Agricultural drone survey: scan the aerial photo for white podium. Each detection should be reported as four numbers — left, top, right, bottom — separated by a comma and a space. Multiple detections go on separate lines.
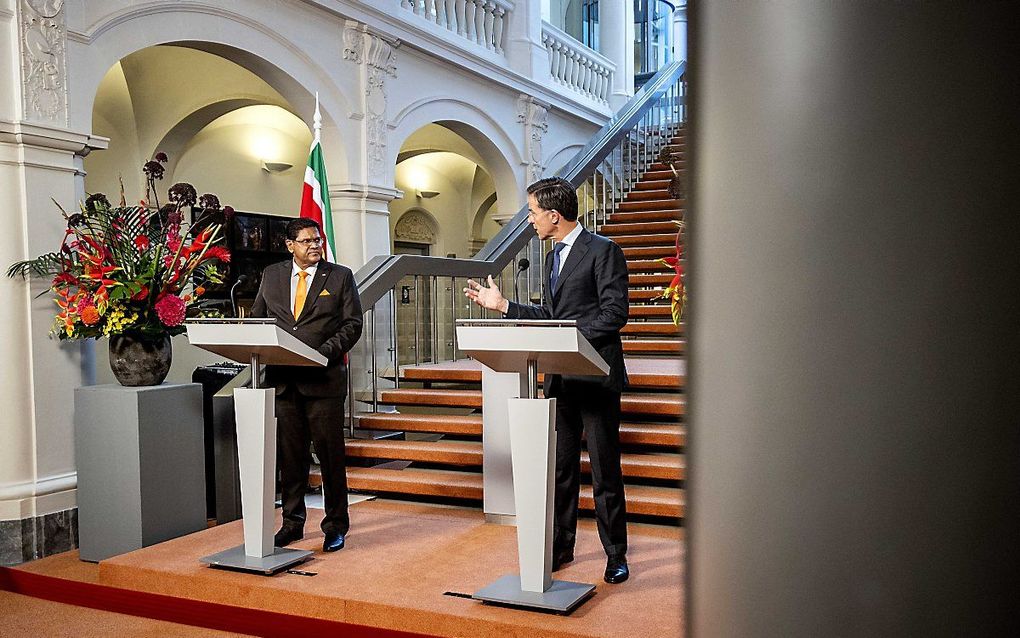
186, 318, 327, 574
456, 319, 609, 613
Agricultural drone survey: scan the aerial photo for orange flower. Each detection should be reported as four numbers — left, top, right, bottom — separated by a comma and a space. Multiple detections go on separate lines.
195, 286, 206, 296
80, 306, 100, 326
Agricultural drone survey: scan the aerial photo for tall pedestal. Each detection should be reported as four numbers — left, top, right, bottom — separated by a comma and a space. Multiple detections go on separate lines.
459, 320, 606, 613
74, 384, 207, 562
187, 320, 325, 574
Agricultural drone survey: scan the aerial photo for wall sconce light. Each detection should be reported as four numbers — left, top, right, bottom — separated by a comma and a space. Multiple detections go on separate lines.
416, 190, 440, 198
261, 160, 293, 173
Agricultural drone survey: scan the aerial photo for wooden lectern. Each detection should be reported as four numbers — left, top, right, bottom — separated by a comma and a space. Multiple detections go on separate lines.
186, 318, 327, 574
456, 319, 609, 613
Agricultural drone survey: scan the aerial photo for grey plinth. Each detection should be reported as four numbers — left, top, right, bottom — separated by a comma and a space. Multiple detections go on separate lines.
74, 383, 207, 562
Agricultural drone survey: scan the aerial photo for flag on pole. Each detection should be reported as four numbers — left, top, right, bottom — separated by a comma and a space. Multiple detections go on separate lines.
299, 93, 336, 262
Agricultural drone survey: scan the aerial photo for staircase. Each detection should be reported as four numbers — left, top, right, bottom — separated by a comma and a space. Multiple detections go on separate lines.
340, 128, 687, 523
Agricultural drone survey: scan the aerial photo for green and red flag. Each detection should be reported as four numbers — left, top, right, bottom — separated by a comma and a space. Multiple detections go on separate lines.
299, 94, 336, 262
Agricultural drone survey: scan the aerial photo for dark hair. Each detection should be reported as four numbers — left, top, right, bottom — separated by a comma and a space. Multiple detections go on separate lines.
526, 177, 578, 221
286, 217, 321, 240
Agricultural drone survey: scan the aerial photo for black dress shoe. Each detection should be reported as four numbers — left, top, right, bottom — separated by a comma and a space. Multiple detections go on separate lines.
273, 526, 303, 548
604, 555, 629, 584
323, 531, 346, 552
552, 548, 574, 572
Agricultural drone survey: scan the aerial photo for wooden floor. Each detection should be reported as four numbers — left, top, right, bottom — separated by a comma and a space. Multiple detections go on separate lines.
13, 499, 684, 638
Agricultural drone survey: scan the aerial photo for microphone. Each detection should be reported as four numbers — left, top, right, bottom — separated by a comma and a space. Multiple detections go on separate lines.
230, 274, 249, 318
513, 258, 530, 304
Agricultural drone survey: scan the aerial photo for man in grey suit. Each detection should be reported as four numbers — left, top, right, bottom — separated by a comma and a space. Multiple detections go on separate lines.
464, 177, 631, 584
251, 217, 363, 553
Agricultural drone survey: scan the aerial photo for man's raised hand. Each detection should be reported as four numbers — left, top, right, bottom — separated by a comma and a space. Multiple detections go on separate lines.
463, 275, 509, 314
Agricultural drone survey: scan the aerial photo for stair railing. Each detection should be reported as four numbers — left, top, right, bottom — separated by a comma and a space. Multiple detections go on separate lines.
346, 59, 686, 434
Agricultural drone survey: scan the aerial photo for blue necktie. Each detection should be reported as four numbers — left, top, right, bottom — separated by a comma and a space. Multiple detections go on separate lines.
550, 242, 566, 293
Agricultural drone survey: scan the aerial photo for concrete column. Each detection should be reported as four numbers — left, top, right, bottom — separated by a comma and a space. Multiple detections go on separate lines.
689, 1, 1019, 635
672, 1, 687, 62
0, 0, 110, 564
599, 0, 635, 109
506, 0, 551, 83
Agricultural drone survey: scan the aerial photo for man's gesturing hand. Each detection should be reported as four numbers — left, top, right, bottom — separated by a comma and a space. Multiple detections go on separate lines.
464, 275, 509, 314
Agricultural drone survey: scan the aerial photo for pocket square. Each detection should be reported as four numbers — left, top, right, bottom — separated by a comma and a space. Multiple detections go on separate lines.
318, 290, 331, 297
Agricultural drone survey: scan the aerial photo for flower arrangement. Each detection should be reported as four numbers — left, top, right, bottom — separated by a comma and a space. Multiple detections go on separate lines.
656, 146, 685, 325
7, 153, 233, 340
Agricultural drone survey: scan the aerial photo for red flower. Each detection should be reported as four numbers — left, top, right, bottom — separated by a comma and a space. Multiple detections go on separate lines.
80, 305, 100, 326
155, 294, 186, 327
134, 235, 150, 251
204, 245, 231, 264
131, 285, 149, 302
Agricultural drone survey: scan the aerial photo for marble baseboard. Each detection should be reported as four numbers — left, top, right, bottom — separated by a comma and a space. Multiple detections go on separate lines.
0, 508, 78, 566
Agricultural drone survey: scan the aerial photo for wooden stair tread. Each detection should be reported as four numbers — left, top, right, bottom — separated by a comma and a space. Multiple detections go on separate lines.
347, 467, 684, 518
355, 413, 682, 447
357, 413, 482, 435
628, 258, 674, 272
601, 220, 680, 235
623, 246, 676, 259
635, 179, 672, 190
400, 357, 684, 387
376, 389, 683, 416
378, 388, 481, 408
347, 438, 481, 465
346, 438, 683, 480
630, 289, 672, 301
620, 321, 682, 336
629, 273, 678, 286
347, 467, 482, 500
617, 200, 685, 212
623, 339, 685, 354
582, 484, 684, 518
610, 210, 682, 224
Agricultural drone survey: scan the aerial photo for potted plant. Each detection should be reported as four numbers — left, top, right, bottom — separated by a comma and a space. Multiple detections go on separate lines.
7, 153, 232, 386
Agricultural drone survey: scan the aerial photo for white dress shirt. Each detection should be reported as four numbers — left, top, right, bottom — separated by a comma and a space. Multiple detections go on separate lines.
554, 223, 585, 276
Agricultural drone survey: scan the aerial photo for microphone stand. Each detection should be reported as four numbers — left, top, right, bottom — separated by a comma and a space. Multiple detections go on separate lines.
229, 275, 248, 318
513, 258, 529, 304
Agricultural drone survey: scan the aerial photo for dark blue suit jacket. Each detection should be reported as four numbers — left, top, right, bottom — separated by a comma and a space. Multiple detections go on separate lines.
505, 228, 630, 393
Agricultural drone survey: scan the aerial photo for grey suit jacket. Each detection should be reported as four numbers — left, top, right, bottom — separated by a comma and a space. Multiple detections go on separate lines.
505, 228, 630, 393
250, 259, 363, 397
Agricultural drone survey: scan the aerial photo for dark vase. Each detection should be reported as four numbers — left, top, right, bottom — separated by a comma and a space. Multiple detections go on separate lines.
108, 333, 172, 386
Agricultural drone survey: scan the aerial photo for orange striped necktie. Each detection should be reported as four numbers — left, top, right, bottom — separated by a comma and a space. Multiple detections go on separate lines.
293, 270, 309, 319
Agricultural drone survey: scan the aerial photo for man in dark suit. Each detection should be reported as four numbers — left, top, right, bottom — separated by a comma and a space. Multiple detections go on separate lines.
251, 217, 363, 553
464, 177, 631, 584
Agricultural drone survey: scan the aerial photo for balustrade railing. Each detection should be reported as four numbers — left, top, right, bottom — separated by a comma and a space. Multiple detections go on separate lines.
346, 59, 686, 434
401, 0, 511, 54
541, 22, 614, 104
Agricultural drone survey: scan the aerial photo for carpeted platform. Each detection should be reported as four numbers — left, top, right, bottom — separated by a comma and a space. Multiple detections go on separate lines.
19, 499, 683, 638
0, 590, 253, 637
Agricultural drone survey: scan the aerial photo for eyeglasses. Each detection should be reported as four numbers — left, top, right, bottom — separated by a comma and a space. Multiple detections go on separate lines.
290, 237, 323, 246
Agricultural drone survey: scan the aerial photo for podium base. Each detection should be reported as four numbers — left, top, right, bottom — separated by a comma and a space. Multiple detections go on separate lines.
472, 574, 595, 613
200, 545, 312, 575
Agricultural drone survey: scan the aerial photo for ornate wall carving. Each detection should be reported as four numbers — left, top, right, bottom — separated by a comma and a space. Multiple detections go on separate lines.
18, 0, 68, 125
516, 94, 549, 184
343, 20, 399, 179
394, 210, 436, 244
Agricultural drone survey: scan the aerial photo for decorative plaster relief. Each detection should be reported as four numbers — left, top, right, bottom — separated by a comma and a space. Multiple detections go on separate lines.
394, 210, 436, 244
18, 0, 68, 125
516, 94, 550, 184
343, 21, 400, 179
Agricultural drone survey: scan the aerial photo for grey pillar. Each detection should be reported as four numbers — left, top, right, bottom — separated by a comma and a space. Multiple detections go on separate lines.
688, 2, 1019, 636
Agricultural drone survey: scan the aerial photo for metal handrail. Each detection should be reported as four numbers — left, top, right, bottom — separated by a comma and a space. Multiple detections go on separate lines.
345, 58, 686, 435
352, 58, 686, 309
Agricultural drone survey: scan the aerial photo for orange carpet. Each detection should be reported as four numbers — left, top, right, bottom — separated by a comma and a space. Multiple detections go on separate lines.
14, 499, 684, 638
0, 590, 252, 637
